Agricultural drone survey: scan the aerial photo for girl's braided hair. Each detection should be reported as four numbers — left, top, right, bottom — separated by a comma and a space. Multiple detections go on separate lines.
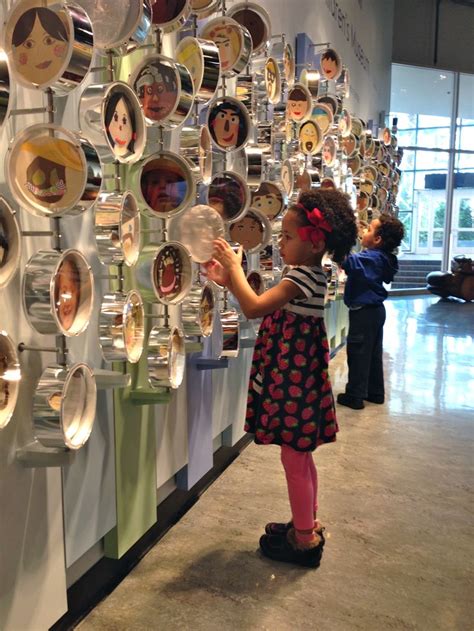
290, 190, 357, 263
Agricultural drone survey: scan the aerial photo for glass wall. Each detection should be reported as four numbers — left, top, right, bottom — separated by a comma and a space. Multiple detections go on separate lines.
389, 65, 474, 289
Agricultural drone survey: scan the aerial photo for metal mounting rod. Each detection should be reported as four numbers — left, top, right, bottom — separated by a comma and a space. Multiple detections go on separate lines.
18, 343, 62, 353
10, 107, 50, 116
310, 42, 330, 47
22, 231, 54, 237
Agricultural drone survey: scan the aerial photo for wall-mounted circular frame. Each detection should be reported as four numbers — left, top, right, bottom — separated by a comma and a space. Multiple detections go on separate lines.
0, 196, 22, 289
147, 326, 186, 389
94, 191, 141, 267
360, 179, 375, 196
251, 181, 287, 222
0, 331, 21, 430
350, 117, 365, 138
201, 16, 252, 77
347, 155, 362, 176
300, 68, 320, 99
23, 249, 94, 337
220, 309, 239, 357
190, 0, 221, 19
363, 165, 378, 182
227, 2, 271, 56
316, 94, 339, 117
3, 0, 94, 94
6, 123, 101, 218
131, 150, 195, 218
247, 270, 266, 295
180, 125, 213, 184
286, 83, 312, 123
177, 204, 225, 263
137, 242, 193, 306
79, 81, 146, 165
264, 56, 281, 104
151, 0, 190, 32
206, 170, 250, 223
228, 207, 272, 254
298, 119, 323, 156
357, 191, 370, 212
322, 135, 337, 167
76, 0, 151, 50
341, 133, 359, 158
33, 362, 96, 450
382, 127, 392, 146
130, 53, 194, 128
0, 49, 12, 132
99, 290, 145, 363
310, 102, 333, 135
206, 95, 252, 153
182, 281, 216, 338
320, 47, 342, 81
176, 36, 220, 104
320, 177, 336, 190
338, 108, 352, 138
298, 168, 320, 192
280, 158, 301, 197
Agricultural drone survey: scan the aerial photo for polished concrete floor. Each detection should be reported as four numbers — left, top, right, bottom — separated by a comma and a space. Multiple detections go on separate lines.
79, 296, 474, 631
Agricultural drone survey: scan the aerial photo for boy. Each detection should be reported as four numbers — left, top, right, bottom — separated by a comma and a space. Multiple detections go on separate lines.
337, 213, 404, 410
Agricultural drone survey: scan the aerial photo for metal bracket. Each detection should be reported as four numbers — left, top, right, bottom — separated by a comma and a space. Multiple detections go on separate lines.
16, 441, 75, 468
94, 369, 131, 389
191, 357, 229, 370
129, 387, 172, 405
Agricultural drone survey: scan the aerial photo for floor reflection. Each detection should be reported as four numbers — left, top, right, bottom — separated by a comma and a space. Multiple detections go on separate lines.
384, 296, 474, 416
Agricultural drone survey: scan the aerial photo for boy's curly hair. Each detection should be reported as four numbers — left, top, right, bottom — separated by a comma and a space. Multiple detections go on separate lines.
290, 190, 357, 263
377, 213, 404, 253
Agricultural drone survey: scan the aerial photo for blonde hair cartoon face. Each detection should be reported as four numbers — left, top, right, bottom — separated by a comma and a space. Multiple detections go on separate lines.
176, 38, 203, 92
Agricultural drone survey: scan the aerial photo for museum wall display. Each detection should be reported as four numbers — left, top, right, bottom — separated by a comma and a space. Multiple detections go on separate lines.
0, 0, 401, 628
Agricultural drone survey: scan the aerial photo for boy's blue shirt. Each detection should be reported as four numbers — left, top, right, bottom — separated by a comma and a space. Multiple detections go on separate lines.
342, 248, 399, 307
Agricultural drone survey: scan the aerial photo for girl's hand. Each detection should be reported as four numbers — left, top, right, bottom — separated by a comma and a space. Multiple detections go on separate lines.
212, 238, 242, 270
202, 259, 229, 287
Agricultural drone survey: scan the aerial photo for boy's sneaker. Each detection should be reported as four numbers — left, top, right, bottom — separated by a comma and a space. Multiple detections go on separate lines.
259, 529, 323, 568
337, 393, 364, 409
365, 394, 384, 404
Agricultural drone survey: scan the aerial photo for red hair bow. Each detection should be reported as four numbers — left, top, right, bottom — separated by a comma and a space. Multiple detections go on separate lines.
296, 203, 332, 246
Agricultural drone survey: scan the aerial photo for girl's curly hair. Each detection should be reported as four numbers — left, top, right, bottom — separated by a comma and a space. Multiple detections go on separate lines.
290, 190, 357, 263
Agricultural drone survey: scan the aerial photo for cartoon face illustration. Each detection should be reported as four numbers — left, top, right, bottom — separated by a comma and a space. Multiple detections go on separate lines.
55, 257, 81, 332
286, 87, 310, 122
338, 109, 351, 137
135, 61, 178, 122
348, 156, 361, 175
284, 43, 295, 84
0, 218, 9, 268
105, 94, 136, 158
341, 134, 357, 157
11, 7, 69, 86
20, 137, 84, 211
176, 38, 203, 92
191, 0, 213, 8
357, 192, 370, 212
247, 271, 264, 295
231, 8, 266, 52
208, 174, 245, 221
320, 178, 336, 190
151, 0, 187, 25
121, 198, 140, 264
0, 353, 10, 410
199, 285, 214, 334
299, 120, 321, 155
251, 182, 284, 221
322, 136, 336, 166
199, 127, 212, 181
383, 127, 391, 145
208, 100, 248, 150
155, 245, 183, 301
264, 58, 279, 102
123, 297, 144, 359
202, 21, 241, 72
229, 213, 264, 251
320, 49, 341, 80
281, 163, 293, 195
311, 104, 332, 135
141, 158, 186, 214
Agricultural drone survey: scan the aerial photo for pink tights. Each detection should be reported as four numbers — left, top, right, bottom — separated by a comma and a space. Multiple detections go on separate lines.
280, 445, 318, 543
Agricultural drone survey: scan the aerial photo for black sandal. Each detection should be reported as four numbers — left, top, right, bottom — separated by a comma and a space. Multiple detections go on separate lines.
259, 529, 324, 568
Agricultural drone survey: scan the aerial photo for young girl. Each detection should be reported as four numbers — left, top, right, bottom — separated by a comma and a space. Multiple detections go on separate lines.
206, 190, 357, 568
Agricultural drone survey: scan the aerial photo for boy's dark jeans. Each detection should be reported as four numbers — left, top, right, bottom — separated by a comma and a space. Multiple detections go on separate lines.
345, 304, 386, 400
